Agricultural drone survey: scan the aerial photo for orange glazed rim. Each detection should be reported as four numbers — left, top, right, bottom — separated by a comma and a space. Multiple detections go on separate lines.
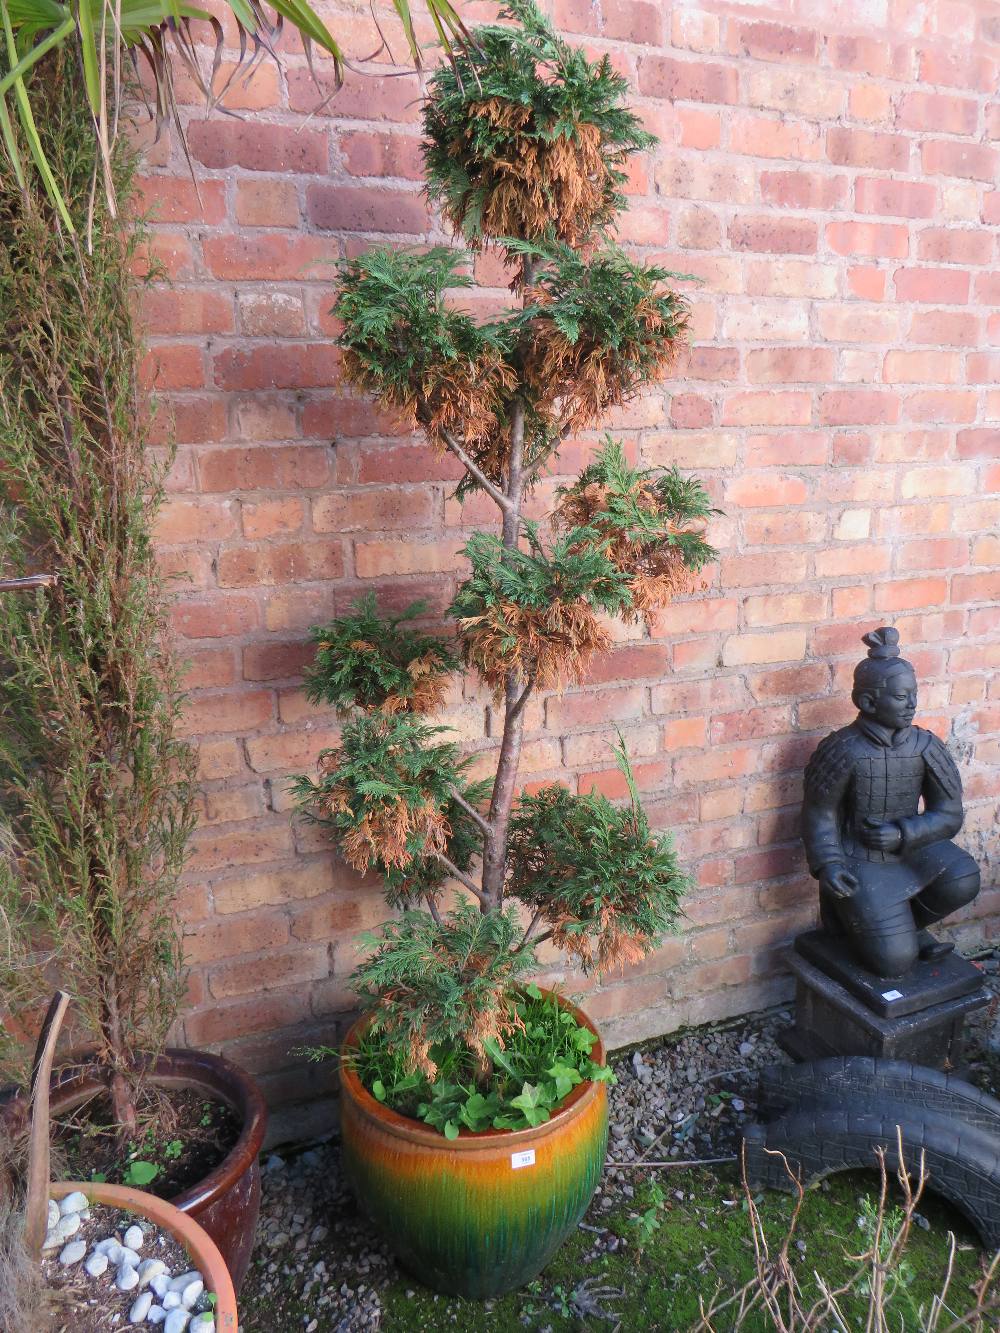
340, 988, 608, 1151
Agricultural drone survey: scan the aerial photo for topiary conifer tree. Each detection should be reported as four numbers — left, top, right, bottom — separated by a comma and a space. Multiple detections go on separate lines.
294, 1, 718, 1124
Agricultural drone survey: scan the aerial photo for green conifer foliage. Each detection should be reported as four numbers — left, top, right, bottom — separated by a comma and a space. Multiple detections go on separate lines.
297, 1, 719, 1108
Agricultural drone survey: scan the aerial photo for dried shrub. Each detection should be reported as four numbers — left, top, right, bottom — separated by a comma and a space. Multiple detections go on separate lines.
519, 243, 690, 432
423, 2, 652, 247
555, 438, 717, 618
450, 529, 631, 693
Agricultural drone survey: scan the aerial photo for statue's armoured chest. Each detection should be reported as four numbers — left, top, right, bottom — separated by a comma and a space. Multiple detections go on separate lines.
843, 749, 925, 860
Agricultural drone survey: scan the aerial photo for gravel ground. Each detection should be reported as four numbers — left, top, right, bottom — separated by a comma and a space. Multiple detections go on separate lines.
239, 954, 1000, 1332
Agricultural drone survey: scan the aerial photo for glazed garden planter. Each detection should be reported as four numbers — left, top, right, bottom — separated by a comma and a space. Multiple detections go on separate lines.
50, 1179, 238, 1329
45, 1049, 266, 1291
339, 994, 609, 1298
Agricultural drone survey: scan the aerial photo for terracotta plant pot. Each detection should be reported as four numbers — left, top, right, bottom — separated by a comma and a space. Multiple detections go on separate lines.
45, 1049, 267, 1290
50, 1179, 238, 1330
339, 993, 609, 1298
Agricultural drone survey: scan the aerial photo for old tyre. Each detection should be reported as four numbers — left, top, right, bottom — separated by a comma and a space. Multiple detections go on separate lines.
744, 1101, 1000, 1249
46, 1049, 267, 1290
339, 995, 609, 1298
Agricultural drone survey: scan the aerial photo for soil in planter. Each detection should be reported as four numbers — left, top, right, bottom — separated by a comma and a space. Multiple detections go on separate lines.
54, 1087, 241, 1198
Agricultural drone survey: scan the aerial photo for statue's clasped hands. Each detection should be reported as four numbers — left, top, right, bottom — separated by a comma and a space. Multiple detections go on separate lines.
860, 817, 903, 852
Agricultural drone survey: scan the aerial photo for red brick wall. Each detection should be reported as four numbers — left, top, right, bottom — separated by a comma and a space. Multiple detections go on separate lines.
140, 0, 1000, 1133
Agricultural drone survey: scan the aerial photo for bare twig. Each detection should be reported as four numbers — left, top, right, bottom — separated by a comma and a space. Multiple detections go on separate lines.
433, 853, 488, 906
24, 990, 71, 1260
437, 426, 512, 512
448, 784, 492, 837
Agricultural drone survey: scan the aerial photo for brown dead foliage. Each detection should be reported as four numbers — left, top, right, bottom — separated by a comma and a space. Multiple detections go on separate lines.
555, 479, 701, 618
459, 596, 612, 693
445, 101, 618, 246
523, 293, 681, 432
370, 650, 451, 716
342, 344, 515, 459
551, 907, 649, 973
320, 765, 450, 873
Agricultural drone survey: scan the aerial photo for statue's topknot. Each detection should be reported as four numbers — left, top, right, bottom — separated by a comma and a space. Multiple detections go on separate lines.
862, 626, 901, 661
854, 625, 913, 696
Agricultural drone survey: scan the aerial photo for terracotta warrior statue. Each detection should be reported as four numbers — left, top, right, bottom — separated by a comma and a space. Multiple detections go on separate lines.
802, 627, 980, 978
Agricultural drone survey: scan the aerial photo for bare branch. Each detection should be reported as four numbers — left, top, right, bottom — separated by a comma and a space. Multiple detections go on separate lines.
437, 426, 512, 512
449, 784, 492, 836
514, 908, 544, 953
433, 852, 488, 906
425, 893, 442, 926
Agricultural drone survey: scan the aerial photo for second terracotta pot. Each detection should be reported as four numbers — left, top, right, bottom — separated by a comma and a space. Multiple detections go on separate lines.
339, 993, 609, 1298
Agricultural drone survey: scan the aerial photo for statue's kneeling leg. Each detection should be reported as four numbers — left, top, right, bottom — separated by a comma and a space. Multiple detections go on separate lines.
910, 845, 980, 928
837, 893, 920, 978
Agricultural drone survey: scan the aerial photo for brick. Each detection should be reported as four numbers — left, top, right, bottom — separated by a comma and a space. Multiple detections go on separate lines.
234, 179, 300, 227
141, 289, 233, 336
909, 310, 979, 345
826, 221, 908, 259
203, 234, 337, 281
744, 592, 826, 627
746, 260, 838, 299
957, 429, 1000, 459
922, 139, 999, 182
854, 177, 936, 218
676, 206, 721, 249
883, 350, 962, 383
829, 34, 912, 79
546, 686, 645, 732
173, 596, 259, 640
237, 291, 306, 338
760, 170, 847, 210
218, 541, 344, 587
654, 157, 755, 204
917, 228, 993, 265
827, 127, 909, 170
729, 20, 817, 62
721, 393, 811, 427
730, 115, 822, 161
313, 488, 436, 532
339, 130, 424, 180
894, 268, 970, 303
721, 302, 809, 342
209, 945, 329, 1000
185, 993, 310, 1047
677, 109, 721, 151
187, 120, 328, 173
817, 305, 903, 343
730, 216, 817, 254
905, 391, 977, 424
745, 348, 834, 383
155, 498, 237, 543
179, 689, 273, 736
136, 177, 226, 224
917, 47, 995, 93
720, 552, 808, 588
638, 56, 738, 104
724, 472, 808, 505
200, 446, 330, 492
306, 184, 428, 234
874, 578, 948, 611
818, 391, 901, 426
745, 67, 844, 119
896, 538, 969, 571
355, 538, 465, 578
288, 68, 422, 122
898, 92, 979, 135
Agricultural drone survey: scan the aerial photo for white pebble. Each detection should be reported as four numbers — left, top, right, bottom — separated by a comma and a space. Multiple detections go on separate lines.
84, 1251, 109, 1277
42, 1230, 62, 1251
47, 1200, 60, 1229
164, 1310, 190, 1333
59, 1239, 87, 1266
179, 1279, 203, 1309
147, 1308, 166, 1326
169, 1271, 202, 1292
56, 1213, 81, 1239
150, 1273, 171, 1299
116, 1263, 140, 1292
189, 1318, 214, 1333
128, 1291, 153, 1323
59, 1190, 90, 1216
94, 1238, 123, 1260
138, 1258, 167, 1287
123, 1224, 144, 1251
119, 1246, 141, 1268
162, 1292, 181, 1310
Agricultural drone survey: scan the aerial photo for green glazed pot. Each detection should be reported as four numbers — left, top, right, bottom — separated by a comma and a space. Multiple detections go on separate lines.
338, 993, 609, 1298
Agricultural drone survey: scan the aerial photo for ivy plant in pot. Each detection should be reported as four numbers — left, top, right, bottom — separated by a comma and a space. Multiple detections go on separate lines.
0, 53, 270, 1288
293, 1, 717, 1299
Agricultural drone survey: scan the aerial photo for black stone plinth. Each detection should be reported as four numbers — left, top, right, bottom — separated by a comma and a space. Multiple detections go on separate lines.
794, 928, 984, 1018
780, 944, 990, 1071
